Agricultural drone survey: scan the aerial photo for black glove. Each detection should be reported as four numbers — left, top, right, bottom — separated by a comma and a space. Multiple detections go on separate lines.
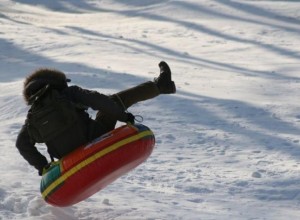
38, 162, 54, 176
38, 168, 43, 176
126, 112, 135, 124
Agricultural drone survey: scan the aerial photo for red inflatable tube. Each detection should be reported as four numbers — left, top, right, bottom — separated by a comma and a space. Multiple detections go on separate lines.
40, 123, 155, 207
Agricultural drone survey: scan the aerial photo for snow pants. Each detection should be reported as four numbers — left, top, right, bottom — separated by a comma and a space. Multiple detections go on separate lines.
95, 81, 160, 132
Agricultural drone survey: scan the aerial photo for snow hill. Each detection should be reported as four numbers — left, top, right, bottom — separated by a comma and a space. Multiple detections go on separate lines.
1, 0, 300, 219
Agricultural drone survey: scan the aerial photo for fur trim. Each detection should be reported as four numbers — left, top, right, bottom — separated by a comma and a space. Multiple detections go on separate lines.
23, 68, 69, 105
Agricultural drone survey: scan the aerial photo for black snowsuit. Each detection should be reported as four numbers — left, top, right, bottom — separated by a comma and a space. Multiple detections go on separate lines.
16, 78, 160, 174
16, 62, 174, 175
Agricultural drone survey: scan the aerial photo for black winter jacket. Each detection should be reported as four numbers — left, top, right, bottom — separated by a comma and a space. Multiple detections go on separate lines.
16, 85, 128, 173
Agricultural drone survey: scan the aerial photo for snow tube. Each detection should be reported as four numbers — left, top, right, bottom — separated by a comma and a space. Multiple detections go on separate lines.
40, 123, 155, 207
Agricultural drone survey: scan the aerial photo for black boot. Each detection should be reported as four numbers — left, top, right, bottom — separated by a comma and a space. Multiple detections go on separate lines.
155, 61, 176, 94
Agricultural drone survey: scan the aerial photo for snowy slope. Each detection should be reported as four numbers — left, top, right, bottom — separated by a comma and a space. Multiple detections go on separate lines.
1, 0, 300, 219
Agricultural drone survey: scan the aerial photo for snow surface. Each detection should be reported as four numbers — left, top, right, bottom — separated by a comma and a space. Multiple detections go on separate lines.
1, 0, 300, 219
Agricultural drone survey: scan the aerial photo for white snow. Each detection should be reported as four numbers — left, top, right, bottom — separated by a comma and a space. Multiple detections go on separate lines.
1, 0, 300, 219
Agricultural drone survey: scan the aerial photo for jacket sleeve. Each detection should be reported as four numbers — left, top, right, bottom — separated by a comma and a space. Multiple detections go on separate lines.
66, 86, 128, 122
16, 123, 48, 172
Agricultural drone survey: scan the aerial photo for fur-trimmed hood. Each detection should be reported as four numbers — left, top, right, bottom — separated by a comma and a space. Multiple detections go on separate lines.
23, 68, 70, 105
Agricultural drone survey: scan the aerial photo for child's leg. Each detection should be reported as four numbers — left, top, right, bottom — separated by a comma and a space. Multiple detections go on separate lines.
95, 61, 176, 131
94, 81, 159, 131
111, 61, 176, 110
111, 81, 160, 110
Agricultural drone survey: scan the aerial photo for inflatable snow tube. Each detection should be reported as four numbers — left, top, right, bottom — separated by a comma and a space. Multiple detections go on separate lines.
40, 123, 155, 207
